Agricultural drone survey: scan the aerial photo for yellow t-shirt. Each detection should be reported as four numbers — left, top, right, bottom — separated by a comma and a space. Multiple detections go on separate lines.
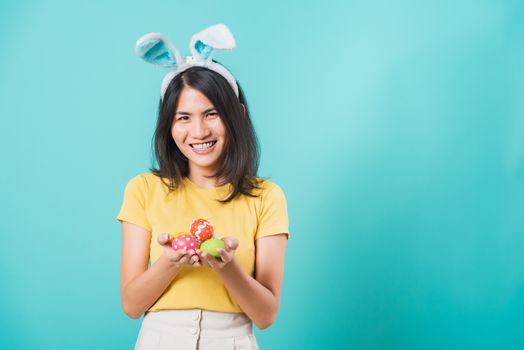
116, 172, 289, 313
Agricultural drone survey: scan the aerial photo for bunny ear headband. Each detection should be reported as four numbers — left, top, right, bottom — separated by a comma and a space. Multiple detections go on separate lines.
135, 24, 238, 100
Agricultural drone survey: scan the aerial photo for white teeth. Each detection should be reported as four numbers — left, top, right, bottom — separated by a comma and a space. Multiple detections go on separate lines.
191, 141, 215, 150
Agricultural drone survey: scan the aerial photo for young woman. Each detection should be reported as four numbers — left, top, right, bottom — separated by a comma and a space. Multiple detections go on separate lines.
116, 25, 289, 349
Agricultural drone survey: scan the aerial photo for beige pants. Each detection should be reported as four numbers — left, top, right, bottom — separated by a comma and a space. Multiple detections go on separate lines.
135, 309, 259, 350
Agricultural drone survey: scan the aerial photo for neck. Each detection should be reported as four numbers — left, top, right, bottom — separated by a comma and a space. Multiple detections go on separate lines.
187, 168, 225, 189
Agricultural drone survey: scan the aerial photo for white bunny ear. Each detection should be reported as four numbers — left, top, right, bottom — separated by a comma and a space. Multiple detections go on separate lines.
190, 24, 236, 61
136, 33, 182, 68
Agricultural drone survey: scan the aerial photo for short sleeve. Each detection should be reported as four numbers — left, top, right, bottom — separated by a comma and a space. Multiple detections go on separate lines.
255, 182, 289, 240
116, 175, 152, 231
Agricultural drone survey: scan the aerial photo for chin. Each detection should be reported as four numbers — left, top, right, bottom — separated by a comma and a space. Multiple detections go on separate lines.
187, 157, 218, 168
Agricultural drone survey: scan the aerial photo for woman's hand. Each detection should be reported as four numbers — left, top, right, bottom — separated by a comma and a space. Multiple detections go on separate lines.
197, 237, 239, 269
157, 233, 201, 267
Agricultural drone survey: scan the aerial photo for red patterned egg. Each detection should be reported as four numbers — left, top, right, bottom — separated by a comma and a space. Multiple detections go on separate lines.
171, 234, 200, 251
190, 219, 214, 243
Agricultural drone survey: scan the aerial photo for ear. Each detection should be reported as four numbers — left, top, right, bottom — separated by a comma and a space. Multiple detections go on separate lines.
136, 32, 182, 68
190, 24, 236, 61
240, 103, 246, 116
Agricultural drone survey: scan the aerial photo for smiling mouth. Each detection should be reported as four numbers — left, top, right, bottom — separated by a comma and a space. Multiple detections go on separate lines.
190, 141, 217, 150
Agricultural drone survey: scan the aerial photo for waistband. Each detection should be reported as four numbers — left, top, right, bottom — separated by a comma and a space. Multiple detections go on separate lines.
141, 309, 254, 339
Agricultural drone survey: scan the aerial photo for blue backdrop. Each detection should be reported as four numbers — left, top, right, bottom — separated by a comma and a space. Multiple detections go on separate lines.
1, 0, 523, 349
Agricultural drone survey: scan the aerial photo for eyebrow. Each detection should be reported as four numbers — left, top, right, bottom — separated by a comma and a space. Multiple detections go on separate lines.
175, 107, 217, 115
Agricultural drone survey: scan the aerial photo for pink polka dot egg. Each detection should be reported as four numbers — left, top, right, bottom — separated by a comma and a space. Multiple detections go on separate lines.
171, 234, 199, 251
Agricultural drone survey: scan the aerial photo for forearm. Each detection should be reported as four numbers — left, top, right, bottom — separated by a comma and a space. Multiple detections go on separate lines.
121, 255, 181, 319
217, 259, 279, 329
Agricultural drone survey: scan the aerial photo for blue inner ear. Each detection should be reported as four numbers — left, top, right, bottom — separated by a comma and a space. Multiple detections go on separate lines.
195, 40, 214, 60
139, 39, 177, 67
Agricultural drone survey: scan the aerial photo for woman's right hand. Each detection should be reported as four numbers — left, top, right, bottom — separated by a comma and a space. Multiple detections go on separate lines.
157, 233, 201, 267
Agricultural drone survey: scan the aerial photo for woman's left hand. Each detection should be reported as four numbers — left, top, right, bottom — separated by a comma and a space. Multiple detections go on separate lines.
197, 237, 238, 269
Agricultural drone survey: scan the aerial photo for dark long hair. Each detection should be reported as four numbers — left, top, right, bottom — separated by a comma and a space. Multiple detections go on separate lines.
150, 66, 261, 203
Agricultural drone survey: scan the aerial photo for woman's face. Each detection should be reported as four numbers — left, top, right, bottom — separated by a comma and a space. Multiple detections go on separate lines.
171, 86, 227, 176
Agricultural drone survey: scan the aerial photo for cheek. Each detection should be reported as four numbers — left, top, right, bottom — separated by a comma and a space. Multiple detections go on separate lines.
213, 119, 227, 138
171, 124, 186, 141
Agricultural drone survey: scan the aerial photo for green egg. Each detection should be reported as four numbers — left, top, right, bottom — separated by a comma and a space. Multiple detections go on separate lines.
200, 238, 225, 258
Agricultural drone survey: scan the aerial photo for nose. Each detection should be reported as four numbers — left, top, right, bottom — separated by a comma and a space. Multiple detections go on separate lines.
192, 118, 211, 139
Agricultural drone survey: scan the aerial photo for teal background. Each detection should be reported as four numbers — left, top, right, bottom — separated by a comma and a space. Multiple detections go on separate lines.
1, 0, 523, 349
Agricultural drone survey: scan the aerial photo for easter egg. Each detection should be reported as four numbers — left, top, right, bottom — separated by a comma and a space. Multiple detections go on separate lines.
170, 231, 188, 239
200, 238, 225, 258
171, 234, 200, 251
190, 219, 214, 242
